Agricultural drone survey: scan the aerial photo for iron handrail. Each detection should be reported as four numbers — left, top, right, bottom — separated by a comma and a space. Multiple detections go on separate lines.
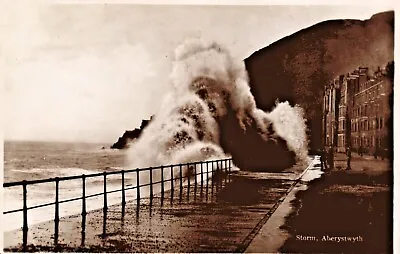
3, 158, 229, 187
3, 158, 233, 250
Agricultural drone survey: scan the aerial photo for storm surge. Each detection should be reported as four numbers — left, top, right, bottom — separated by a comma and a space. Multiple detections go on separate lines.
126, 39, 309, 177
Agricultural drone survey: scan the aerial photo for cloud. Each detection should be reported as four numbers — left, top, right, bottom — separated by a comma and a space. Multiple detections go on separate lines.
2, 4, 390, 142
4, 43, 159, 142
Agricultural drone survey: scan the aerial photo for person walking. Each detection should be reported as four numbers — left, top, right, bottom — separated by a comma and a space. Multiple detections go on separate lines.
328, 146, 334, 170
320, 148, 328, 171
346, 146, 351, 170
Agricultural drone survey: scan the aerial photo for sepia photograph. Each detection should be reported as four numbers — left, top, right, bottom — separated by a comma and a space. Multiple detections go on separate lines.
1, 1, 396, 253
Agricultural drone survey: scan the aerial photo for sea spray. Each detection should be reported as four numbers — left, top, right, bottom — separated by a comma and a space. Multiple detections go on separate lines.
126, 39, 309, 186
266, 102, 310, 164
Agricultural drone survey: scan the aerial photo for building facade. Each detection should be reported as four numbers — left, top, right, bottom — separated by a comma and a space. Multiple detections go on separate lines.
322, 65, 393, 155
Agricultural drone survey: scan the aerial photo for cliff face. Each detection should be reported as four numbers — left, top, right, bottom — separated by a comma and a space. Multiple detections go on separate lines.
244, 11, 394, 152
219, 105, 296, 171
111, 11, 393, 170
110, 118, 152, 149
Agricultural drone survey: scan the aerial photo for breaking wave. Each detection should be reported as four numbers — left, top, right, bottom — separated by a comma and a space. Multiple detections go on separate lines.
126, 39, 309, 176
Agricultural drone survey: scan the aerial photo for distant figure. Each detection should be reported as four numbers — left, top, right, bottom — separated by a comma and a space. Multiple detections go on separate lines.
328, 146, 334, 170
320, 148, 328, 170
346, 146, 351, 170
358, 145, 364, 157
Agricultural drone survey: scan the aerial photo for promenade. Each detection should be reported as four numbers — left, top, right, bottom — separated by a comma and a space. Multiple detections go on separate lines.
4, 157, 318, 252
279, 152, 392, 253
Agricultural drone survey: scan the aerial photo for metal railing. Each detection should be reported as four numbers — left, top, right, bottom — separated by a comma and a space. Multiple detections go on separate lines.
3, 158, 233, 250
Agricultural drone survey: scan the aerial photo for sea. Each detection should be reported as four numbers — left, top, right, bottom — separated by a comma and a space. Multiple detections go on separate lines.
2, 141, 321, 233
3, 141, 135, 232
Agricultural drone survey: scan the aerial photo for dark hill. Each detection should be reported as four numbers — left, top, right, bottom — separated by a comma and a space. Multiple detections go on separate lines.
111, 118, 152, 149
244, 11, 394, 152
111, 11, 393, 170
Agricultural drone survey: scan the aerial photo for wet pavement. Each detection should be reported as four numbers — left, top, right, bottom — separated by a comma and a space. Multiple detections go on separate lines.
4, 158, 316, 252
278, 156, 391, 254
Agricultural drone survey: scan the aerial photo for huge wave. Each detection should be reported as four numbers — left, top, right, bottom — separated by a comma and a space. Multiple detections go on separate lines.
126, 39, 309, 177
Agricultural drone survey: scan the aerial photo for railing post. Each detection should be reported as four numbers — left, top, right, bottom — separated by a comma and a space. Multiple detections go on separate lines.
136, 169, 140, 213
224, 159, 228, 185
161, 166, 164, 206
194, 163, 197, 201
22, 181, 28, 251
54, 177, 60, 245
206, 161, 209, 201
170, 165, 174, 204
179, 164, 183, 201
149, 167, 153, 206
220, 160, 223, 190
211, 160, 214, 179
103, 172, 107, 238
194, 163, 197, 186
103, 172, 108, 209
216, 161, 220, 192
200, 162, 204, 198
121, 170, 126, 217
231, 159, 233, 180
187, 163, 190, 201
220, 160, 223, 188
201, 163, 204, 184
81, 174, 86, 246
211, 161, 214, 195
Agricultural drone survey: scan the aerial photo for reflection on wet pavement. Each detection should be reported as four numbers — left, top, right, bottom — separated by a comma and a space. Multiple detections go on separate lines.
4, 162, 313, 253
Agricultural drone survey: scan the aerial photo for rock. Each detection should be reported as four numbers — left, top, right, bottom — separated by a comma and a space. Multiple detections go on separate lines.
110, 118, 153, 149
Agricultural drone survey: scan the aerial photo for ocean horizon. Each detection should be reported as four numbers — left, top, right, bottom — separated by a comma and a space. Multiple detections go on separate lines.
4, 140, 126, 183
2, 140, 215, 233
3, 140, 129, 232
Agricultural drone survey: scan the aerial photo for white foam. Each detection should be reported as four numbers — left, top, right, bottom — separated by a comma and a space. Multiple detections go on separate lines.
126, 39, 310, 181
300, 156, 324, 182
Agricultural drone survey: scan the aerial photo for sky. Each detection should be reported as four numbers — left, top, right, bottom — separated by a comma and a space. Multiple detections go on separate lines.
1, 3, 394, 143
